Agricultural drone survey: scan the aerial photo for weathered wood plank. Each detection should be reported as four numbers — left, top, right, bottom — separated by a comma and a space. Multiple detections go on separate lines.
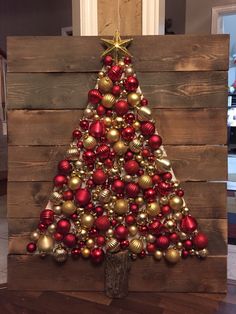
7, 181, 226, 219
7, 71, 228, 109
7, 255, 227, 292
7, 35, 229, 73
8, 145, 227, 182
8, 218, 227, 255
7, 109, 227, 145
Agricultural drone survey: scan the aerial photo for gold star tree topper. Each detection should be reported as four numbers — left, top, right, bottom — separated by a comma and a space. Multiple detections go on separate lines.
101, 30, 133, 62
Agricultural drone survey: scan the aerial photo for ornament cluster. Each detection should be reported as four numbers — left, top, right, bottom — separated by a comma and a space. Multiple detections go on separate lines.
27, 55, 208, 264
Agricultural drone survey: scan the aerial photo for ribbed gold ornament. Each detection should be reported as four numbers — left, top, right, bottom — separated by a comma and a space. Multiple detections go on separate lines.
49, 192, 62, 205
83, 136, 97, 150
53, 247, 68, 263
68, 176, 82, 190
129, 138, 142, 153
106, 238, 120, 252
147, 201, 160, 217
127, 92, 141, 106
113, 140, 128, 155
62, 200, 76, 215
156, 158, 171, 173
114, 199, 129, 215
138, 174, 153, 189
37, 235, 54, 253
99, 189, 111, 203
102, 93, 116, 108
137, 106, 152, 121
129, 239, 143, 254
66, 147, 79, 161
98, 76, 113, 93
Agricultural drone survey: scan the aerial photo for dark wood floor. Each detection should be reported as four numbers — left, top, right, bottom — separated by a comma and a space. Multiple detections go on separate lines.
0, 281, 235, 314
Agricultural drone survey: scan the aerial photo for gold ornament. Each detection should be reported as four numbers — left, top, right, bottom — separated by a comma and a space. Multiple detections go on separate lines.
165, 248, 180, 264
98, 71, 105, 78
137, 212, 147, 225
147, 202, 160, 217
113, 117, 124, 128
30, 231, 40, 241
62, 200, 76, 215
81, 247, 90, 258
183, 207, 189, 214
102, 93, 116, 108
156, 158, 171, 173
138, 174, 153, 189
53, 247, 68, 263
113, 140, 128, 155
129, 239, 143, 254
81, 214, 95, 229
124, 174, 132, 182
137, 106, 152, 121
77, 228, 88, 241
198, 248, 208, 258
106, 238, 120, 252
37, 235, 54, 253
86, 238, 95, 249
160, 196, 169, 205
114, 199, 129, 215
99, 189, 111, 203
173, 212, 183, 221
153, 250, 163, 261
129, 138, 142, 153
176, 242, 183, 249
47, 224, 56, 234
84, 108, 94, 119
98, 76, 113, 93
179, 232, 187, 241
165, 220, 175, 230
103, 116, 112, 127
127, 92, 141, 107
154, 149, 164, 158
49, 192, 62, 205
75, 160, 83, 169
68, 176, 82, 190
128, 225, 138, 236
83, 136, 97, 150
135, 196, 144, 206
125, 66, 134, 77
106, 228, 114, 238
66, 147, 79, 161
169, 196, 184, 211
132, 121, 141, 131
106, 129, 120, 143
146, 234, 156, 243
53, 205, 62, 215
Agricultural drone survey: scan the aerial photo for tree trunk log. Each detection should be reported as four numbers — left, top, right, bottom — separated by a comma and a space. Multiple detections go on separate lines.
105, 250, 130, 298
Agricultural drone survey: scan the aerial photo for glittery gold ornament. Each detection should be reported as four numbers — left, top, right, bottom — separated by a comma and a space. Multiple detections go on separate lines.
165, 248, 180, 264
198, 248, 208, 258
86, 238, 95, 249
137, 106, 152, 121
156, 158, 171, 173
113, 140, 128, 155
128, 225, 138, 236
98, 76, 113, 93
102, 93, 116, 108
53, 205, 62, 215
83, 136, 97, 150
62, 200, 76, 215
114, 199, 129, 215
129, 138, 142, 153
169, 196, 184, 211
138, 174, 153, 189
147, 202, 160, 217
68, 176, 82, 190
103, 116, 112, 127
153, 250, 163, 260
106, 129, 120, 143
47, 224, 56, 234
81, 247, 90, 258
37, 235, 54, 253
106, 238, 120, 252
127, 92, 141, 107
66, 147, 79, 161
129, 239, 143, 254
99, 189, 111, 203
49, 192, 62, 205
30, 231, 40, 241
81, 214, 95, 229
53, 247, 68, 263
84, 108, 94, 119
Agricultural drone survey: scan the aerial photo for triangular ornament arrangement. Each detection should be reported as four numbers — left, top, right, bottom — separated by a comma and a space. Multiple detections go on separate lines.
27, 32, 209, 265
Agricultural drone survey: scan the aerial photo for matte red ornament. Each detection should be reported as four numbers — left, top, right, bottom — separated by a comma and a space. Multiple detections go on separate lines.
92, 169, 107, 185
180, 215, 198, 233
112, 179, 125, 194
125, 214, 135, 225
193, 232, 208, 249
108, 65, 123, 82
125, 182, 140, 198
146, 243, 156, 253
96, 235, 106, 246
182, 250, 189, 258
56, 219, 71, 235
124, 160, 140, 175
124, 76, 139, 92
96, 144, 110, 160
97, 104, 106, 116
114, 225, 128, 240
53, 232, 63, 241
156, 235, 170, 250
103, 55, 113, 66
140, 122, 155, 137
40, 209, 54, 226
89, 120, 105, 138
63, 233, 77, 248
121, 126, 135, 141
62, 190, 73, 201
53, 175, 67, 187
152, 174, 161, 184
88, 89, 102, 104
169, 232, 179, 243
27, 242, 37, 253
75, 188, 91, 207
161, 205, 171, 215
112, 85, 121, 96
95, 216, 110, 231
115, 100, 129, 116
148, 134, 162, 150
58, 160, 72, 174
91, 248, 105, 264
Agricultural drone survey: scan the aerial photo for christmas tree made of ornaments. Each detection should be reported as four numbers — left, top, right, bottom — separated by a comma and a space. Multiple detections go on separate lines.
27, 32, 209, 265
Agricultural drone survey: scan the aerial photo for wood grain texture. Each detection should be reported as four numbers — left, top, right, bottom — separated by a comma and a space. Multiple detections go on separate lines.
8, 145, 227, 182
7, 181, 227, 219
8, 218, 227, 255
7, 35, 229, 73
7, 255, 227, 292
7, 109, 227, 145
7, 71, 227, 109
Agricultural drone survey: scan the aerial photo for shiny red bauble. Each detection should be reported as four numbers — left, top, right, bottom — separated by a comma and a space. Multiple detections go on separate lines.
63, 233, 77, 248
108, 65, 123, 82
83, 150, 96, 164
161, 205, 171, 215
169, 232, 179, 243
38, 223, 46, 231
27, 242, 37, 253
92, 169, 107, 185
71, 248, 81, 258
96, 144, 110, 160
115, 100, 129, 116
140, 122, 155, 137
130, 203, 139, 214
91, 248, 104, 264
63, 190, 73, 201
184, 239, 193, 250
58, 160, 72, 174
56, 219, 71, 235
96, 235, 106, 246
182, 250, 189, 258
162, 172, 172, 181
88, 89, 102, 104
79, 119, 89, 130
112, 179, 125, 194
125, 214, 135, 225
125, 113, 135, 124
40, 209, 54, 226
146, 243, 156, 254
112, 85, 121, 96
148, 134, 162, 150
94, 206, 104, 216
125, 182, 140, 198
103, 55, 113, 66
149, 220, 162, 235
156, 235, 170, 250
124, 56, 132, 64
124, 151, 134, 161
121, 126, 135, 141
53, 175, 67, 187
54, 232, 63, 241
124, 76, 139, 92
193, 232, 208, 249
114, 225, 128, 240
180, 215, 198, 233
75, 188, 91, 207
95, 215, 110, 231
72, 129, 82, 139
120, 240, 129, 249
124, 160, 140, 175
176, 188, 184, 197
96, 104, 106, 116
141, 98, 148, 106
144, 188, 156, 200
89, 120, 105, 138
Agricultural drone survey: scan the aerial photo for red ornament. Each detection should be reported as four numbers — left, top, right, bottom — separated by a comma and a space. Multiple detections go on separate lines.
38, 222, 46, 231
75, 188, 91, 207
125, 182, 140, 198
115, 100, 129, 116
146, 243, 156, 254
144, 188, 156, 200
156, 235, 170, 250
161, 205, 171, 215
56, 219, 71, 235
58, 160, 72, 174
95, 216, 110, 231
138, 250, 146, 258
96, 235, 106, 246
40, 209, 54, 226
92, 169, 107, 185
80, 119, 89, 130
96, 144, 110, 160
108, 65, 123, 82
120, 240, 129, 249
169, 232, 179, 243
94, 206, 104, 216
112, 85, 121, 96
71, 248, 81, 258
124, 56, 132, 64
114, 225, 128, 240
193, 232, 208, 249
53, 175, 67, 187
142, 148, 151, 158
180, 215, 198, 233
130, 203, 139, 214
182, 250, 189, 258
125, 113, 135, 124
149, 220, 162, 235
27, 242, 37, 253
82, 150, 96, 164
152, 174, 161, 184
184, 239, 193, 250
63, 190, 73, 201
53, 232, 63, 241
140, 122, 155, 137
72, 129, 82, 139
162, 172, 172, 181
91, 248, 104, 264
176, 188, 184, 197
63, 233, 77, 248
141, 98, 148, 106
124, 151, 134, 161
112, 179, 125, 194
103, 55, 113, 66
124, 76, 139, 92
125, 214, 135, 225
148, 135, 162, 150
124, 160, 140, 175
121, 126, 135, 141
88, 89, 102, 104
89, 121, 105, 138
97, 104, 106, 116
